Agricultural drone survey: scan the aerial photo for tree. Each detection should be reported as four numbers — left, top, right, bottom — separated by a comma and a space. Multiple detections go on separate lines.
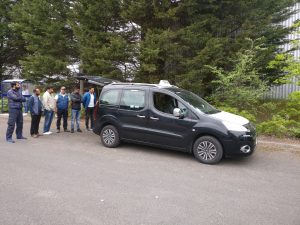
10, 0, 75, 82
267, 20, 300, 85
0, 0, 25, 81
70, 0, 137, 80
208, 39, 268, 110
122, 0, 297, 96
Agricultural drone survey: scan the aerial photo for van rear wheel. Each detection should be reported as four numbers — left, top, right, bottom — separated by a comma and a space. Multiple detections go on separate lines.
193, 136, 223, 164
100, 125, 120, 148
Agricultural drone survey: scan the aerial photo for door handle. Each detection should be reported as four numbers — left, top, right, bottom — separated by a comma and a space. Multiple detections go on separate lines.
137, 115, 146, 118
150, 116, 159, 120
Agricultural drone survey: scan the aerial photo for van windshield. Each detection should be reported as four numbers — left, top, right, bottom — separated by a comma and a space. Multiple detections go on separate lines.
168, 88, 220, 115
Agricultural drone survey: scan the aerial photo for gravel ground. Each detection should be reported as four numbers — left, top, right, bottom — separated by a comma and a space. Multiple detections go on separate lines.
0, 115, 300, 225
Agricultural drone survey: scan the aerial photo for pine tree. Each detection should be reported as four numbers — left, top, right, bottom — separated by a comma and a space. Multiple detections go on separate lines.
122, 0, 297, 96
10, 0, 74, 82
0, 0, 25, 81
70, 0, 137, 80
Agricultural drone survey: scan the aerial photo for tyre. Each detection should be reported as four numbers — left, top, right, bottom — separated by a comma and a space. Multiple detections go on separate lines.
100, 125, 120, 148
193, 136, 223, 164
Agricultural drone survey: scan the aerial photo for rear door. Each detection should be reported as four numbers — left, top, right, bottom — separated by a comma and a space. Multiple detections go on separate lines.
118, 88, 150, 142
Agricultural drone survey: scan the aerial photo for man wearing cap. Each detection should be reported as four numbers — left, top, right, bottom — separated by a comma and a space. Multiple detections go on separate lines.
6, 81, 27, 143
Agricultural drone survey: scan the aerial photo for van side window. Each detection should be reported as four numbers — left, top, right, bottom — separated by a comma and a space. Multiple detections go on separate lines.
153, 92, 176, 114
100, 90, 120, 106
120, 90, 145, 111
153, 92, 196, 119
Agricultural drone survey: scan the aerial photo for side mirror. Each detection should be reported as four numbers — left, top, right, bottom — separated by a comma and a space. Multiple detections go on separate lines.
173, 108, 184, 119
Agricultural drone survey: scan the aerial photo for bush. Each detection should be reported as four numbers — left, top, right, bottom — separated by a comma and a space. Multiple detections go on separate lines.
209, 42, 267, 111
215, 91, 300, 138
0, 98, 8, 112
283, 91, 300, 121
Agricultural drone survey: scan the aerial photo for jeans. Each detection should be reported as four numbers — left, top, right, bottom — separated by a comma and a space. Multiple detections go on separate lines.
23, 98, 29, 113
71, 109, 81, 130
43, 109, 54, 133
56, 108, 68, 130
85, 107, 94, 129
30, 114, 41, 135
6, 108, 23, 140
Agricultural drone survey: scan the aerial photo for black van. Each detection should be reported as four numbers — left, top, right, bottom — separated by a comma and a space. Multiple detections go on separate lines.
93, 81, 256, 164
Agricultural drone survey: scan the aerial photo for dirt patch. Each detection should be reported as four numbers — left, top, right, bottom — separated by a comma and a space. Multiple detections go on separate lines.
258, 135, 300, 157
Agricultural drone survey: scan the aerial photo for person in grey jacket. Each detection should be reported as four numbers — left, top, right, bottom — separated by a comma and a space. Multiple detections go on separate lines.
70, 86, 82, 133
6, 81, 27, 143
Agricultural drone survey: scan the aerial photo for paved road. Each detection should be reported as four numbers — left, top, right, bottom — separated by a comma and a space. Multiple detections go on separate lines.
0, 116, 300, 225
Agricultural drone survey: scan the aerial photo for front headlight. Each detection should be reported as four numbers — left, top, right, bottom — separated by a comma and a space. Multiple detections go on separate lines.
222, 121, 249, 132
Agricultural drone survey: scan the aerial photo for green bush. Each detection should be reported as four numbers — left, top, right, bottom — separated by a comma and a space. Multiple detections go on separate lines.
257, 115, 300, 137
0, 98, 8, 112
283, 91, 300, 121
215, 91, 300, 138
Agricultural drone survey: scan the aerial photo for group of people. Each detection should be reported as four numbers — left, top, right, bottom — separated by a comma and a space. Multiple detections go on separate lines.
5, 81, 97, 143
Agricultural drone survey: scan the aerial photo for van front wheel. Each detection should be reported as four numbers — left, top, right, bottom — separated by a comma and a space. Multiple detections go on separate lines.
193, 136, 223, 164
100, 125, 120, 148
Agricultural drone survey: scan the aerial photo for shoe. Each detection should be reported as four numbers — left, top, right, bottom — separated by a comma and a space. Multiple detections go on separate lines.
77, 129, 82, 132
38, 133, 43, 136
57, 129, 60, 133
33, 134, 38, 138
64, 129, 70, 132
71, 129, 74, 133
89, 128, 93, 131
17, 136, 27, 140
6, 139, 15, 143
43, 131, 52, 135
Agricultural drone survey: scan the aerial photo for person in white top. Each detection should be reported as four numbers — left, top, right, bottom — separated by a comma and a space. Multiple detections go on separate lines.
82, 87, 96, 131
42, 86, 55, 134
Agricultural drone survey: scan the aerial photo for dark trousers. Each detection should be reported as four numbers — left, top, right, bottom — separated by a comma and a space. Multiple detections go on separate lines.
85, 107, 94, 129
6, 108, 23, 140
56, 109, 68, 130
30, 114, 41, 135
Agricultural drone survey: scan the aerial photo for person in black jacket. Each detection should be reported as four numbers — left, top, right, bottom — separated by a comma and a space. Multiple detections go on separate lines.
70, 86, 82, 133
28, 88, 43, 138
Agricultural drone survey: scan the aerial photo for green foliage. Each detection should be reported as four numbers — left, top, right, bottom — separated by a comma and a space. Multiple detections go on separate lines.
257, 115, 300, 138
0, 0, 25, 81
1, 0, 297, 87
282, 91, 300, 121
268, 20, 300, 85
0, 98, 8, 112
209, 42, 268, 110
123, 0, 296, 95
256, 91, 300, 137
10, 0, 74, 81
70, 0, 137, 80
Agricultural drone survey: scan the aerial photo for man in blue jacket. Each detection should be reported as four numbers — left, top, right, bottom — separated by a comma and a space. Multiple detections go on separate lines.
82, 87, 96, 131
28, 88, 43, 138
6, 81, 27, 143
54, 86, 70, 133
